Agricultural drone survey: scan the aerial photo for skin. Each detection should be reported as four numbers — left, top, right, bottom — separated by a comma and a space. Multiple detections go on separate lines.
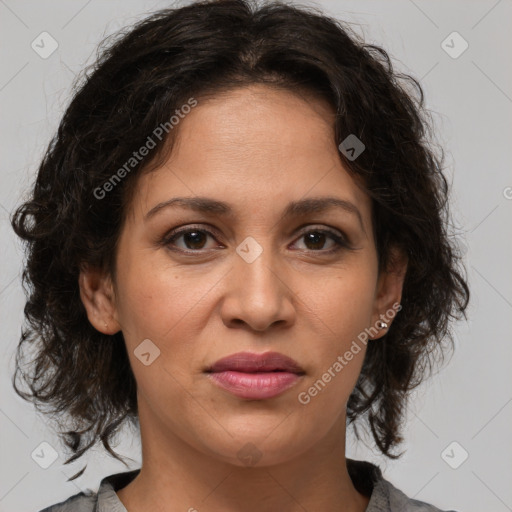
79, 84, 407, 512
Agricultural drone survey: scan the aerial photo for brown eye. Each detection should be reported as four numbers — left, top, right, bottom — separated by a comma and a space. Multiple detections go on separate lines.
163, 227, 220, 252
180, 230, 208, 250
302, 231, 329, 250
291, 228, 349, 253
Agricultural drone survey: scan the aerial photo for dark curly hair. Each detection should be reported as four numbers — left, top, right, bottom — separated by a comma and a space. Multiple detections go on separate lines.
11, 0, 469, 480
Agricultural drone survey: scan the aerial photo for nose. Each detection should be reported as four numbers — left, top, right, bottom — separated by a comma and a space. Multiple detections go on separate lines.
220, 243, 296, 332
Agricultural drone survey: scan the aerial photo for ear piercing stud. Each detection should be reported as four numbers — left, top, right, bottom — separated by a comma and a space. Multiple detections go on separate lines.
376, 320, 388, 329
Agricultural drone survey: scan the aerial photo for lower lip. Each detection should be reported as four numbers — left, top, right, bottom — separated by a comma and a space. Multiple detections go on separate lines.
207, 371, 302, 399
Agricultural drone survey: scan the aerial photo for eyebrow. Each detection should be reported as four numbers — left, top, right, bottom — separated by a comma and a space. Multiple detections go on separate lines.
145, 195, 365, 231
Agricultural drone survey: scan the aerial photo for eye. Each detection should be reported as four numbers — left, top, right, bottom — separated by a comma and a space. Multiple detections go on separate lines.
162, 226, 221, 252
161, 225, 351, 255
291, 228, 349, 253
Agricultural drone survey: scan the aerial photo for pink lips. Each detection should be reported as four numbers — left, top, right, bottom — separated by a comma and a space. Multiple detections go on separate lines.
205, 351, 305, 400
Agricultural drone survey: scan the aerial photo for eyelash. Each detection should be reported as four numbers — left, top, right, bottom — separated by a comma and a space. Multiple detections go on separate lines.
160, 224, 352, 255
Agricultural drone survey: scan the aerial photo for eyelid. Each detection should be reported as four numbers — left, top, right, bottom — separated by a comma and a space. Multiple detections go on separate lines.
294, 223, 348, 240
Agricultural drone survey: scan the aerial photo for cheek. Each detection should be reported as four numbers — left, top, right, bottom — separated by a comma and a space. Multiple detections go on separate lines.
115, 257, 217, 346
306, 266, 377, 344
294, 267, 375, 399
114, 265, 215, 424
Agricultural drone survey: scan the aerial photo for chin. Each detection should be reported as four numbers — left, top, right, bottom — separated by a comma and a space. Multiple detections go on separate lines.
200, 420, 318, 468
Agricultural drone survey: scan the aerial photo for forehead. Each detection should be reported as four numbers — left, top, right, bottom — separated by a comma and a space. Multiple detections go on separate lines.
177, 84, 337, 161
131, 85, 371, 223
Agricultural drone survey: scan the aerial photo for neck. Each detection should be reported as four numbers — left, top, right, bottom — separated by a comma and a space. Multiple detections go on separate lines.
117, 402, 370, 512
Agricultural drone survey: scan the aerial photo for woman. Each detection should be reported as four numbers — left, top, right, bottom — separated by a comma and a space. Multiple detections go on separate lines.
11, 0, 469, 510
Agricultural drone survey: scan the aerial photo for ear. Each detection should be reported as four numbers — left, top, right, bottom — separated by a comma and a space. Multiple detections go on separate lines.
370, 246, 408, 340
78, 264, 121, 335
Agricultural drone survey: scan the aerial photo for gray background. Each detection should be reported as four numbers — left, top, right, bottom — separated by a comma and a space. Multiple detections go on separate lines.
1, 1, 511, 511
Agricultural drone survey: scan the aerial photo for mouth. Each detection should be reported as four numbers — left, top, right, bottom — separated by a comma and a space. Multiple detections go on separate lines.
205, 351, 305, 400
205, 351, 305, 374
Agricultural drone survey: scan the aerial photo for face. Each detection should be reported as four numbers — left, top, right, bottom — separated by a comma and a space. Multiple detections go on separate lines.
80, 84, 405, 467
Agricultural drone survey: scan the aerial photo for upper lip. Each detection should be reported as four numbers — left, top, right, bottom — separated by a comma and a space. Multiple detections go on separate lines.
206, 351, 305, 374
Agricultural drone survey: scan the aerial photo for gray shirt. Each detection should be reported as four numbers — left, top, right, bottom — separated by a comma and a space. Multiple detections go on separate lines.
39, 458, 458, 511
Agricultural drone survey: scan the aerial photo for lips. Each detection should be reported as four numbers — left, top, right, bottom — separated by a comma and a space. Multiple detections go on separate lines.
205, 351, 305, 400
206, 351, 305, 375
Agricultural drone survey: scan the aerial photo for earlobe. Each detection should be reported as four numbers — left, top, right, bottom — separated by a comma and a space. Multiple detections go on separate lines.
370, 247, 408, 340
78, 265, 121, 335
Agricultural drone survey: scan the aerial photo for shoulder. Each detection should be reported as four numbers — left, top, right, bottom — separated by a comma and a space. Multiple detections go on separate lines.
37, 469, 140, 512
376, 478, 460, 512
38, 490, 97, 512
346, 458, 460, 512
